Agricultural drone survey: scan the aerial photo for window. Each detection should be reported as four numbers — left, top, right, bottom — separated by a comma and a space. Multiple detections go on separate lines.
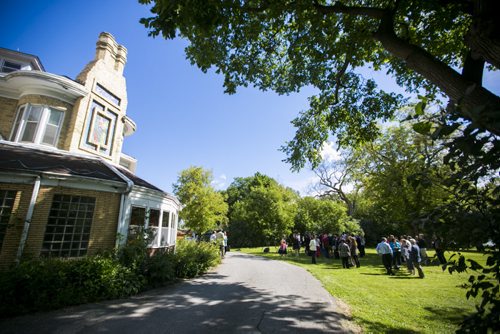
148, 209, 160, 246
10, 104, 64, 146
41, 195, 95, 258
160, 211, 171, 246
0, 59, 22, 73
0, 190, 16, 251
82, 100, 117, 156
95, 83, 121, 106
128, 206, 146, 240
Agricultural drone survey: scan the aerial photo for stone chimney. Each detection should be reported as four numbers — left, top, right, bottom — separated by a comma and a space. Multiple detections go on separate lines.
95, 32, 127, 75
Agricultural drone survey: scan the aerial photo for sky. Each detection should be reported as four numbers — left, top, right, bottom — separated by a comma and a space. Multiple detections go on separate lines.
2, 1, 499, 196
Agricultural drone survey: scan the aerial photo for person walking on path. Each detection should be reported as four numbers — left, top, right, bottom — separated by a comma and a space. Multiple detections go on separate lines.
309, 234, 318, 264
376, 237, 394, 275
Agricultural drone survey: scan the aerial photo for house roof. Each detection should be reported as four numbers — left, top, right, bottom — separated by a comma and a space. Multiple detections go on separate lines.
0, 142, 164, 193
0, 47, 45, 71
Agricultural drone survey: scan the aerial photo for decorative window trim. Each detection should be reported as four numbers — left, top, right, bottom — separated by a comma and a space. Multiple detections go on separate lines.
81, 100, 117, 157
87, 106, 112, 150
95, 83, 121, 106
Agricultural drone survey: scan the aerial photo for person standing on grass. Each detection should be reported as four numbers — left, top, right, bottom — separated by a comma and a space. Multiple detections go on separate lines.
376, 237, 394, 275
401, 238, 411, 266
410, 238, 425, 278
309, 234, 318, 264
339, 239, 351, 268
389, 235, 402, 269
433, 236, 447, 265
417, 234, 429, 265
356, 234, 366, 257
349, 236, 361, 268
278, 238, 288, 256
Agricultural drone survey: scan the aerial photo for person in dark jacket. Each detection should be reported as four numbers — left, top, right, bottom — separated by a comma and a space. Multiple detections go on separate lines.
410, 238, 425, 278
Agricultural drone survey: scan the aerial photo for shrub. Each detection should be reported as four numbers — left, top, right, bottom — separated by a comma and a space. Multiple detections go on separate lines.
174, 239, 220, 278
143, 251, 177, 288
0, 236, 221, 318
0, 256, 143, 318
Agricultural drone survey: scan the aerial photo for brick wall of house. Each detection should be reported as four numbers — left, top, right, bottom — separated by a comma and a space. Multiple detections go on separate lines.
0, 183, 32, 268
0, 96, 18, 140
0, 183, 121, 267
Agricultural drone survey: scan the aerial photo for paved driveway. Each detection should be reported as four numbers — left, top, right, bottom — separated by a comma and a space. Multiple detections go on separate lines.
0, 252, 359, 333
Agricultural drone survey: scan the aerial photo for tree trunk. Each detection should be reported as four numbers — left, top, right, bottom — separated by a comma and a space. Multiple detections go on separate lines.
374, 23, 500, 136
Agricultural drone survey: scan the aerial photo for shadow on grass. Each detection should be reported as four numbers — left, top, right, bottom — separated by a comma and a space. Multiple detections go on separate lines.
424, 306, 472, 323
359, 318, 422, 334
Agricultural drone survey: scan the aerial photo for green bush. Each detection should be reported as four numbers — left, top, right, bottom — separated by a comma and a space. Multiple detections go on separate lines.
0, 237, 221, 318
143, 251, 177, 287
0, 256, 143, 318
174, 239, 220, 278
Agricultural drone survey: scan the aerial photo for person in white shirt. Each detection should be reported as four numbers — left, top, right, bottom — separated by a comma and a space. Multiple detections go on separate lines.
376, 237, 394, 275
309, 234, 318, 264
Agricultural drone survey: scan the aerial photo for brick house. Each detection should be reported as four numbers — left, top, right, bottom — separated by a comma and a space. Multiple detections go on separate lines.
0, 32, 180, 267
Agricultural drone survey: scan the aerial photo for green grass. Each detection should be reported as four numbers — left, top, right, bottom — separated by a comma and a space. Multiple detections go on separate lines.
238, 247, 487, 333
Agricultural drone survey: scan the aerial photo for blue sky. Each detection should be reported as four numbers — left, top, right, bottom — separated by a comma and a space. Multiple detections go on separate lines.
2, 1, 499, 195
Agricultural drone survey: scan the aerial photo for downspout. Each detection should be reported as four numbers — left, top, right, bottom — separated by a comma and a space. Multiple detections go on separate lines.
101, 160, 134, 249
16, 176, 41, 264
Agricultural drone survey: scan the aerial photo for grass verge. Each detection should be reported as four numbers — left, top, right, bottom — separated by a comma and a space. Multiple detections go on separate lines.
238, 246, 484, 333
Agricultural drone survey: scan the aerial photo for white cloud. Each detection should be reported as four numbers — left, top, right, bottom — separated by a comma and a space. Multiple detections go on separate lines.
211, 174, 227, 190
320, 141, 341, 162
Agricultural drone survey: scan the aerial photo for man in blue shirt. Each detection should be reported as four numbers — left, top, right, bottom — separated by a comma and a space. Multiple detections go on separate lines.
376, 237, 394, 275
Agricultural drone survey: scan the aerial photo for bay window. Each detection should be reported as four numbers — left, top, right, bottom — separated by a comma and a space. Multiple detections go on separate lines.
10, 104, 64, 147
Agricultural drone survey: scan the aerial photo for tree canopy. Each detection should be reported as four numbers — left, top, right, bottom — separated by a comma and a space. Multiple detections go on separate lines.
225, 173, 298, 247
172, 166, 228, 236
140, 0, 500, 170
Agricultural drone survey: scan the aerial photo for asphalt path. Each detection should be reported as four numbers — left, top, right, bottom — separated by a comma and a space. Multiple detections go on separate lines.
0, 251, 360, 333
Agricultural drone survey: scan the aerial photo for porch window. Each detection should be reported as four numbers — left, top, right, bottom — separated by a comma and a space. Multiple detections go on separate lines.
41, 195, 95, 257
160, 211, 171, 246
148, 209, 160, 246
128, 206, 146, 240
10, 104, 64, 147
0, 190, 16, 251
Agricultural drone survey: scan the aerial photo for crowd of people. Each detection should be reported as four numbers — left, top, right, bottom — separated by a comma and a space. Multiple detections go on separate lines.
279, 232, 366, 268
277, 232, 446, 278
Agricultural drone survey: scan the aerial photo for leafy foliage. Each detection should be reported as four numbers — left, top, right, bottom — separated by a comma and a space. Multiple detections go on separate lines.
444, 250, 500, 333
225, 173, 299, 247
139, 0, 500, 169
294, 196, 360, 235
173, 166, 228, 235
0, 256, 143, 318
174, 239, 221, 278
0, 233, 221, 318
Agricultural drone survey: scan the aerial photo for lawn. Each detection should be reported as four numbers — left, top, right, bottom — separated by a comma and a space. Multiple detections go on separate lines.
238, 247, 486, 333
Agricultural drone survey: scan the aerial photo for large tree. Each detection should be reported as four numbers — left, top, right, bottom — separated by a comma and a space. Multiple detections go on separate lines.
295, 196, 360, 235
353, 125, 453, 236
225, 173, 298, 247
172, 166, 228, 236
139, 0, 500, 170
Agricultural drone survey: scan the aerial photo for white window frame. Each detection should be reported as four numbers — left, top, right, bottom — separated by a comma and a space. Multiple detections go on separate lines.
0, 58, 31, 73
10, 104, 64, 147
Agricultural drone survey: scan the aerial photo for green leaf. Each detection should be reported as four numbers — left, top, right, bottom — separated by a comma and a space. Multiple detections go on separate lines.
412, 122, 432, 135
